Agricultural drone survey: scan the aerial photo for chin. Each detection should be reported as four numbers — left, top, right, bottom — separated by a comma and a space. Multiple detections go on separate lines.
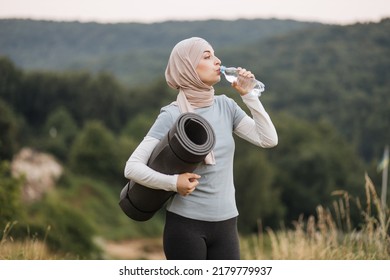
214, 77, 221, 84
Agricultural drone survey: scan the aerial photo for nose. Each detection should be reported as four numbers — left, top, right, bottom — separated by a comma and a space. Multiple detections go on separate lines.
215, 56, 221, 65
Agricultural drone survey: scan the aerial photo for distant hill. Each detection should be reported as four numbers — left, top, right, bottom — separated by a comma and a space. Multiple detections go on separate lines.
0, 18, 388, 161
0, 18, 322, 85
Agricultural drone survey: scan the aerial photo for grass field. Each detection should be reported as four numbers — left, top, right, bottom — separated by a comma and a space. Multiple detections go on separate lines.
1, 174, 389, 260
242, 173, 390, 260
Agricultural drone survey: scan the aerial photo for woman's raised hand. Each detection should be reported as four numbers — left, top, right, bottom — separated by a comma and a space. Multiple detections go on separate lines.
231, 67, 256, 96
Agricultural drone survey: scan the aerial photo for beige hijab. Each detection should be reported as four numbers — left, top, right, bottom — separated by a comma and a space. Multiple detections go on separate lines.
165, 37, 216, 164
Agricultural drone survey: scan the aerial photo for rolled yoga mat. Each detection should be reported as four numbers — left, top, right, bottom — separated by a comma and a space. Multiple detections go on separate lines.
119, 112, 216, 221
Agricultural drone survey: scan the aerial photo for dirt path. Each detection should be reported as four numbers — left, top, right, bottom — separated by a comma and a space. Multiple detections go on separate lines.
101, 238, 165, 260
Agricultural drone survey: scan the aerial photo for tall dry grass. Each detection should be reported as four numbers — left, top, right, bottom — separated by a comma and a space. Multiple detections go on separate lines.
0, 221, 60, 260
242, 173, 390, 260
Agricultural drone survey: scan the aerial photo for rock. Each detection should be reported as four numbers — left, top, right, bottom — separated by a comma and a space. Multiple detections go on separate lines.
11, 148, 63, 202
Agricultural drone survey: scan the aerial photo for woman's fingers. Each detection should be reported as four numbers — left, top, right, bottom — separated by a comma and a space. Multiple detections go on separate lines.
232, 67, 256, 95
177, 173, 201, 196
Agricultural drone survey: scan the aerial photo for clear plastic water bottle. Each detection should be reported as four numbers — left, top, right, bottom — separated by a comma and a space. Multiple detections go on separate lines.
220, 65, 265, 96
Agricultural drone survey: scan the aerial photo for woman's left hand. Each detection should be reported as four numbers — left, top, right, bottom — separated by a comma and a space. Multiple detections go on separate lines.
231, 67, 256, 96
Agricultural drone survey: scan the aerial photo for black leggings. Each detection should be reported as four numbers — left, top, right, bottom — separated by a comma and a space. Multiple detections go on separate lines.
163, 211, 240, 260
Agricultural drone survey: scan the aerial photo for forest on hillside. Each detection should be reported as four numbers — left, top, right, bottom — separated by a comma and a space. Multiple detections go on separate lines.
0, 18, 389, 259
0, 18, 322, 85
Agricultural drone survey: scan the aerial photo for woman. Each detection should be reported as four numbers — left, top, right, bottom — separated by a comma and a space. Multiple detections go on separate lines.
124, 37, 278, 260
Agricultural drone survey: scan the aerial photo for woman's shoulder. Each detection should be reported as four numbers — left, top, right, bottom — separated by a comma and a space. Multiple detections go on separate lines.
215, 93, 236, 102
214, 94, 240, 109
160, 102, 180, 116
147, 103, 179, 139
156, 102, 182, 127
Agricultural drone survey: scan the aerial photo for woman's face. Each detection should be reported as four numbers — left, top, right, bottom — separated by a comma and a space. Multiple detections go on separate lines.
196, 49, 221, 87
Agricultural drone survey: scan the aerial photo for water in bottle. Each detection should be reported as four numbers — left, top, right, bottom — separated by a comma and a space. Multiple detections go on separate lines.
220, 65, 265, 96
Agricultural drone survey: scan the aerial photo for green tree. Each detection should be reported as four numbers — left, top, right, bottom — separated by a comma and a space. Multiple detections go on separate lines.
0, 99, 20, 160
69, 120, 122, 184
0, 56, 22, 103
0, 161, 24, 230
121, 113, 155, 143
43, 107, 78, 161
268, 114, 365, 224
234, 141, 284, 233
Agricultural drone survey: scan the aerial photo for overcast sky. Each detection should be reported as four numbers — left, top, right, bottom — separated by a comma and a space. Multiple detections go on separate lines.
0, 0, 389, 24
